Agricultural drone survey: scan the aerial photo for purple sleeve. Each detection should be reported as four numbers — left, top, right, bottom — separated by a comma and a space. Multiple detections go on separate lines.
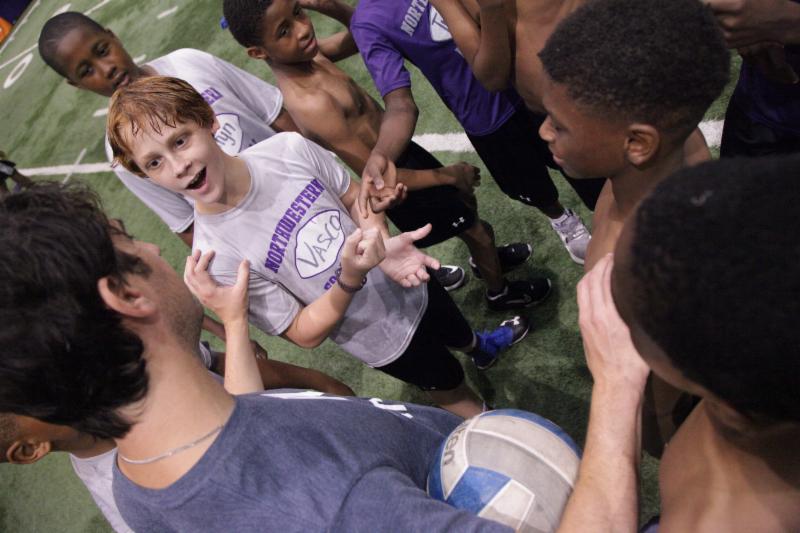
350, 20, 412, 98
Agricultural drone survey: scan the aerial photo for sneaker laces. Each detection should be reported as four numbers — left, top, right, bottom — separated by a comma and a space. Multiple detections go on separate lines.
554, 211, 589, 244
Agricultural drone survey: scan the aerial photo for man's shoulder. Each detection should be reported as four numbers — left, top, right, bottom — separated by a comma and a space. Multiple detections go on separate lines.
351, 0, 397, 28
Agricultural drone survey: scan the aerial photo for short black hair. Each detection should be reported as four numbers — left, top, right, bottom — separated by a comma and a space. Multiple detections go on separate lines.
540, 0, 729, 137
38, 12, 105, 78
625, 155, 800, 423
0, 414, 18, 455
0, 183, 149, 439
223, 0, 273, 48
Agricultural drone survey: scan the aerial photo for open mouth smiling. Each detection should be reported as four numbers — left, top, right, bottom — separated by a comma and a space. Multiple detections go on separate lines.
186, 168, 207, 190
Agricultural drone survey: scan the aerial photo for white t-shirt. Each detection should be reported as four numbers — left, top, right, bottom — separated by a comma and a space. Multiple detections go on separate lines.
70, 449, 133, 533
105, 48, 284, 232
193, 133, 428, 367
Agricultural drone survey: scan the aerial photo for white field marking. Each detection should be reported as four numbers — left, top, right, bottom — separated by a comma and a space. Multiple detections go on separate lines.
699, 119, 724, 148
157, 6, 179, 19
133, 54, 147, 64
85, 0, 114, 16
19, 119, 726, 178
0, 44, 37, 71
21, 161, 111, 176
412, 132, 475, 153
61, 148, 87, 183
0, 0, 41, 58
93, 107, 109, 117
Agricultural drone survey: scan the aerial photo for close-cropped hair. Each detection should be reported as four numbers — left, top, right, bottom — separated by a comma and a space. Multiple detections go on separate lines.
625, 155, 800, 423
223, 0, 274, 48
0, 183, 149, 439
107, 76, 215, 176
38, 12, 105, 78
0, 414, 18, 453
540, 0, 729, 138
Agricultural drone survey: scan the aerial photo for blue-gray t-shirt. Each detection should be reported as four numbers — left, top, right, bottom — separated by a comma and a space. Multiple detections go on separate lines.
113, 392, 511, 532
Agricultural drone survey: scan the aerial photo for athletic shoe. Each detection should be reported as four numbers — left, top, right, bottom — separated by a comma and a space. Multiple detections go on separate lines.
471, 315, 530, 370
469, 243, 532, 279
550, 209, 591, 265
433, 265, 467, 291
486, 278, 552, 311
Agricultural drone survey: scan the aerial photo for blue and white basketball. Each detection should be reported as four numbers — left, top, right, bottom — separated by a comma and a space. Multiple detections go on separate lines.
428, 409, 581, 532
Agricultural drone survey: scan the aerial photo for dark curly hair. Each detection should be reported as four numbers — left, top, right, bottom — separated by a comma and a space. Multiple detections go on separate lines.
623, 155, 800, 423
38, 12, 105, 78
223, 0, 274, 48
0, 182, 149, 439
540, 0, 730, 137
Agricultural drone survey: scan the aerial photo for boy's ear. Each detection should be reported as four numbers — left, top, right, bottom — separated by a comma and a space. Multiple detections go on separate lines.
97, 275, 157, 319
624, 124, 660, 167
6, 439, 52, 465
211, 116, 221, 135
247, 46, 269, 61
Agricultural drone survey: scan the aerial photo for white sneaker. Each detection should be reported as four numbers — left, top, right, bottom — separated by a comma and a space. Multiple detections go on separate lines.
550, 209, 591, 265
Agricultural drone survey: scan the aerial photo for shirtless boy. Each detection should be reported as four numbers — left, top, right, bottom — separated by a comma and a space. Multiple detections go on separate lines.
537, 0, 729, 454
562, 155, 800, 533
537, 0, 730, 271
223, 0, 551, 308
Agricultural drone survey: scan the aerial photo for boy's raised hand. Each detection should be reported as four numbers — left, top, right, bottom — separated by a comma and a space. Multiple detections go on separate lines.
339, 228, 386, 284
577, 254, 649, 392
184, 250, 250, 325
380, 224, 441, 288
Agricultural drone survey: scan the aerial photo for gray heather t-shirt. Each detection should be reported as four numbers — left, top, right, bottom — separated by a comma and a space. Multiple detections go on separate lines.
193, 133, 427, 367
113, 392, 511, 532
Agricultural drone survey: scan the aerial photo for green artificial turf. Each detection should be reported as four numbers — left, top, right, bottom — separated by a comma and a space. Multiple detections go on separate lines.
0, 1, 739, 530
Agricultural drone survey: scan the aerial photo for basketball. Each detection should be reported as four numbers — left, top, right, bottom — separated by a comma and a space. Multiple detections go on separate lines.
428, 409, 581, 532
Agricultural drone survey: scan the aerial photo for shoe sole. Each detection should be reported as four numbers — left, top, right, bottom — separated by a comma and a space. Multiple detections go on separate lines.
566, 248, 585, 265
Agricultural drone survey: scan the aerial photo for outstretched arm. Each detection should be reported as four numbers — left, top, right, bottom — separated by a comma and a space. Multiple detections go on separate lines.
558, 255, 650, 533
300, 0, 358, 62
185, 251, 264, 395
430, 0, 512, 91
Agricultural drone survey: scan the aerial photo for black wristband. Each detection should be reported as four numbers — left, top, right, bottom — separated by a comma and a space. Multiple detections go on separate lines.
335, 265, 367, 293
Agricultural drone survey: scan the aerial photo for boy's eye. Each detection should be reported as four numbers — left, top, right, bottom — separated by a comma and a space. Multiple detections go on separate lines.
97, 43, 109, 56
146, 158, 162, 170
175, 136, 187, 148
78, 66, 92, 78
279, 26, 288, 37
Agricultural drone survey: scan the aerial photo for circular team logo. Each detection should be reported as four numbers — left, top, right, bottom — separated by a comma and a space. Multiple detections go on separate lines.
295, 210, 345, 279
214, 113, 244, 154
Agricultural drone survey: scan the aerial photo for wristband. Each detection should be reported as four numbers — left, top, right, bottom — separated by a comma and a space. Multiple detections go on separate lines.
335, 265, 367, 293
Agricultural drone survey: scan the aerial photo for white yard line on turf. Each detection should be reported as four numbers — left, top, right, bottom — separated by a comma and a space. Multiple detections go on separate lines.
20, 119, 726, 178
62, 148, 88, 183
158, 7, 179, 19
93, 107, 109, 117
85, 0, 115, 17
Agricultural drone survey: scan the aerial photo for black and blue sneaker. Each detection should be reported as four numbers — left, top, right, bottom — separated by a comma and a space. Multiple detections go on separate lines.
470, 315, 530, 370
469, 243, 532, 279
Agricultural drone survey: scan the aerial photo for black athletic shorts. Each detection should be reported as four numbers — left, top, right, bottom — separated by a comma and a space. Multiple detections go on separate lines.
467, 109, 606, 211
377, 274, 474, 391
386, 141, 476, 248
720, 92, 800, 158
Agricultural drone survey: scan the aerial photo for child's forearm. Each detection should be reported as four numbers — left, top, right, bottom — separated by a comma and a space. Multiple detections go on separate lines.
313, 0, 354, 26
282, 281, 362, 348
222, 318, 264, 394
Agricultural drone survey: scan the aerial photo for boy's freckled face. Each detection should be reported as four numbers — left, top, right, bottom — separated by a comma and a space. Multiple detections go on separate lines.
55, 27, 138, 97
260, 0, 318, 62
539, 78, 627, 179
126, 120, 226, 206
